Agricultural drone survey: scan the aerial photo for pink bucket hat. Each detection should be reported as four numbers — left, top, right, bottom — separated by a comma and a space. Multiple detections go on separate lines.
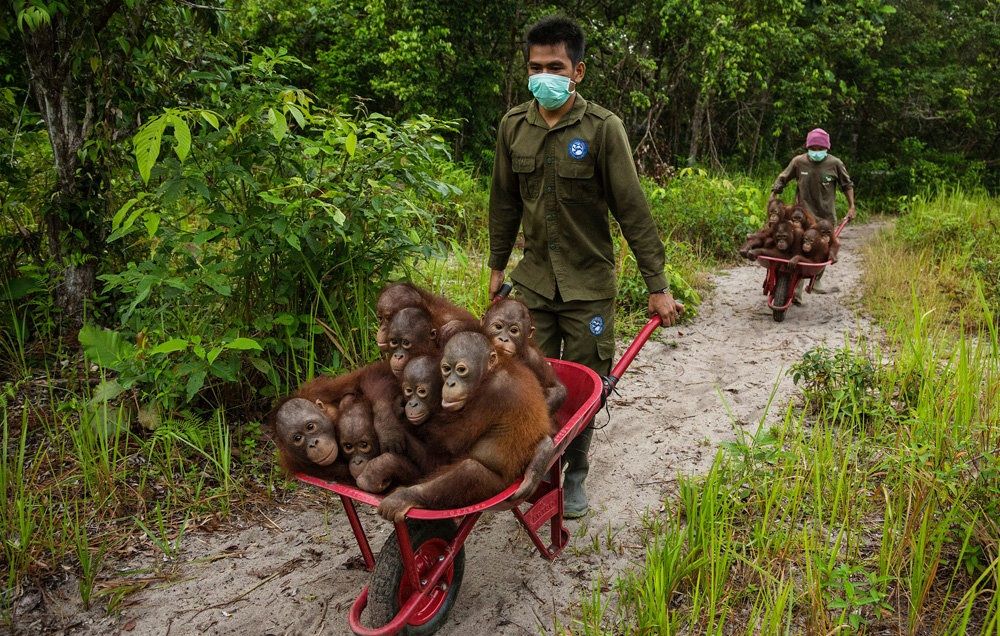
805, 128, 831, 149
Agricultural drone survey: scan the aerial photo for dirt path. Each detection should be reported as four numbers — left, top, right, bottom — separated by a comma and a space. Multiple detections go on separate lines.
31, 223, 881, 636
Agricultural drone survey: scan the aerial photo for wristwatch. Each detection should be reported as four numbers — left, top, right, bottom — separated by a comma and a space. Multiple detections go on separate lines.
651, 288, 670, 295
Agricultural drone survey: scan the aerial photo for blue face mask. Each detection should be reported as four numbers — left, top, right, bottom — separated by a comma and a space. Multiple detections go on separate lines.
808, 149, 828, 162
528, 73, 574, 110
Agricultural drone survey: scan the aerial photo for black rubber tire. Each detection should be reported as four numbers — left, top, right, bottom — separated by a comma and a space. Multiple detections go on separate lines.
772, 274, 789, 322
365, 520, 465, 635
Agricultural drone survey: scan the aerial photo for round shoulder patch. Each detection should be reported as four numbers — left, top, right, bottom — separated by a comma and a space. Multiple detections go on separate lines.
568, 138, 589, 160
588, 315, 605, 336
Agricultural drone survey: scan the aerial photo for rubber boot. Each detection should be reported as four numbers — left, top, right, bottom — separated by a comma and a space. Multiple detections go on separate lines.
812, 271, 840, 294
562, 425, 594, 519
793, 280, 804, 305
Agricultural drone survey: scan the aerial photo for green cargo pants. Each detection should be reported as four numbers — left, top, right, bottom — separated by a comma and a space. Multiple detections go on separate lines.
515, 285, 615, 513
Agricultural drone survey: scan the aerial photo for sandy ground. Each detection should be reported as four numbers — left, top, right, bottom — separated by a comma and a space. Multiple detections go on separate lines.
16, 223, 881, 636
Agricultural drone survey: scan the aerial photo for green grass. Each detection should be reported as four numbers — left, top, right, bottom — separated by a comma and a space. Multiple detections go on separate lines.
863, 188, 1000, 331
0, 360, 284, 625
571, 190, 1000, 634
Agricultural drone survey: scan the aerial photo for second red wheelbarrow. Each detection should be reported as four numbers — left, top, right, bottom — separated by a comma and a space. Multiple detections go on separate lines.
756, 216, 850, 322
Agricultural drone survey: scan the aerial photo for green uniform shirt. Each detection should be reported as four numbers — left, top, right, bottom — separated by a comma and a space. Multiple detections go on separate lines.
489, 95, 668, 302
771, 153, 854, 223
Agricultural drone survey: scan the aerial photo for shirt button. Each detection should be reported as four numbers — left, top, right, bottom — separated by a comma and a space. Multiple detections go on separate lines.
545, 157, 553, 165
545, 186, 553, 193
546, 214, 555, 221
549, 242, 558, 251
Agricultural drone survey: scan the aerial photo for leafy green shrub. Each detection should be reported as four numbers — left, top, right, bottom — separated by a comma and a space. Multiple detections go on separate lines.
85, 49, 461, 411
615, 238, 702, 326
789, 346, 898, 427
855, 138, 985, 205
644, 168, 768, 261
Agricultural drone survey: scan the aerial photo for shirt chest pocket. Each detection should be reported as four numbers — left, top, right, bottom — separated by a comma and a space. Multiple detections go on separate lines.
512, 155, 540, 200
556, 160, 597, 204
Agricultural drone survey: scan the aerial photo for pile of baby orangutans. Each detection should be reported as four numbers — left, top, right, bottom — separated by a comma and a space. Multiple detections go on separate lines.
738, 199, 841, 266
270, 283, 568, 522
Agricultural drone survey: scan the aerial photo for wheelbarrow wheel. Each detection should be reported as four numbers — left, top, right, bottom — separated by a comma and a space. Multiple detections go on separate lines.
365, 520, 465, 635
771, 274, 789, 322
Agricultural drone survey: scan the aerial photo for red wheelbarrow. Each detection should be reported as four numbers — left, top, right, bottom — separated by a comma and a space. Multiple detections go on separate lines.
756, 216, 850, 322
296, 316, 663, 635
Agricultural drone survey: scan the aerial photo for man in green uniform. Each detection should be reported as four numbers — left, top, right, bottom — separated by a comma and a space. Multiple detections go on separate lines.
770, 128, 856, 296
488, 16, 683, 518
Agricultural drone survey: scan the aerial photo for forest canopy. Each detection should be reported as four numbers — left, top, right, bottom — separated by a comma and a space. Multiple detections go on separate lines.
2, 0, 997, 409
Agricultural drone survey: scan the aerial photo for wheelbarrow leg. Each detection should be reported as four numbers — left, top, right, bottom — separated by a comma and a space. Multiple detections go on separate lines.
341, 494, 376, 570
512, 457, 570, 560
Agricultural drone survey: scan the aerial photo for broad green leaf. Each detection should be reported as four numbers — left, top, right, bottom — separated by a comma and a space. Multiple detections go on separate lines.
169, 113, 191, 162
286, 103, 306, 129
185, 369, 207, 402
285, 233, 301, 250
200, 110, 219, 129
269, 107, 287, 143
144, 212, 160, 238
345, 132, 357, 157
149, 338, 189, 355
91, 379, 126, 404
79, 325, 134, 370
225, 337, 263, 351
133, 116, 167, 184
206, 346, 224, 364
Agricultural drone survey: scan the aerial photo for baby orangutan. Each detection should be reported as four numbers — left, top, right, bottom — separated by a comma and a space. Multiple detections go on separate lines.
481, 298, 567, 418
378, 336, 551, 521
385, 307, 438, 377
816, 219, 841, 263
739, 205, 785, 259
789, 227, 831, 267
750, 221, 800, 260
400, 354, 554, 499
272, 398, 351, 482
337, 394, 423, 493
375, 282, 478, 351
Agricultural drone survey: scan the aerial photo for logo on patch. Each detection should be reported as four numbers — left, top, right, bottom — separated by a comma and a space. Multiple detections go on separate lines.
568, 138, 589, 160
589, 315, 605, 336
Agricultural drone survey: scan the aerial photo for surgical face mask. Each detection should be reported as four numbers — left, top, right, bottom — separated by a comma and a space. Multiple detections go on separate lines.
528, 73, 574, 110
808, 149, 828, 162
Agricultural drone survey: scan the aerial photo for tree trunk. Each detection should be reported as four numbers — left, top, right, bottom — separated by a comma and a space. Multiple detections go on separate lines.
21, 10, 112, 330
687, 88, 708, 167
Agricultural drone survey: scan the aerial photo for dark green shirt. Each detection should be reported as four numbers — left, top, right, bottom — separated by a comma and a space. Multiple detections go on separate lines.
771, 153, 854, 223
489, 95, 668, 302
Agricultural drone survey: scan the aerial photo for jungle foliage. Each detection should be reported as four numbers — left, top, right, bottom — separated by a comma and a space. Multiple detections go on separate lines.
2, 0, 998, 404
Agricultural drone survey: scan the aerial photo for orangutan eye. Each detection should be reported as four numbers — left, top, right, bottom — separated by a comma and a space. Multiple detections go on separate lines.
417, 388, 427, 398
456, 364, 468, 376
403, 387, 413, 396
293, 434, 303, 444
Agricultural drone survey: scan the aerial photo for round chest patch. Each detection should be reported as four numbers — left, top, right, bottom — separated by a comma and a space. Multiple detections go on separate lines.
568, 138, 589, 160
589, 315, 605, 336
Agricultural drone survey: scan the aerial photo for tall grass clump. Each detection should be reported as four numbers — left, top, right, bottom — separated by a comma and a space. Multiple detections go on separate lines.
573, 291, 999, 633
863, 188, 999, 330
0, 374, 277, 625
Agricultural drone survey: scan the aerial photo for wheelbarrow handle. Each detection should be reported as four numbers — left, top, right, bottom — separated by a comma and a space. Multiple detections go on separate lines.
492, 282, 513, 303
834, 215, 850, 238
603, 316, 661, 396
